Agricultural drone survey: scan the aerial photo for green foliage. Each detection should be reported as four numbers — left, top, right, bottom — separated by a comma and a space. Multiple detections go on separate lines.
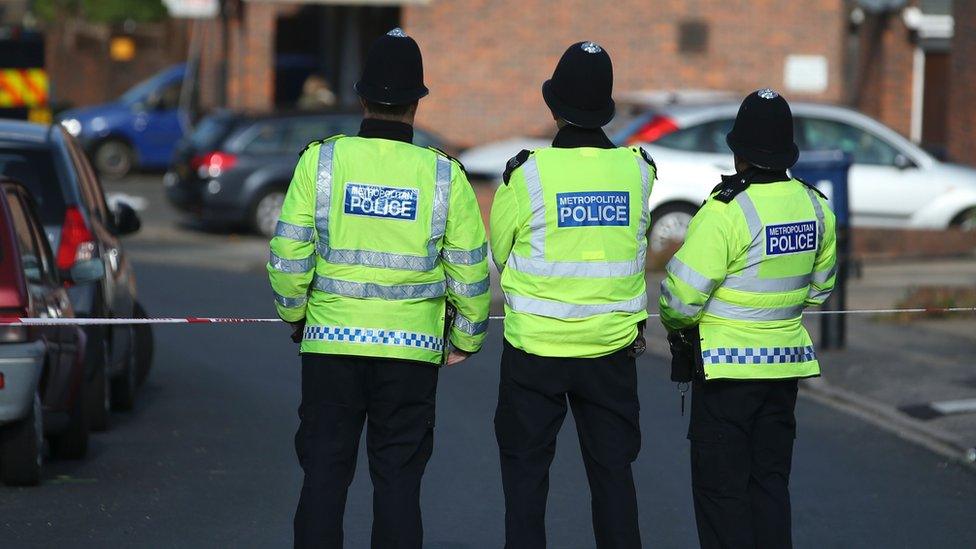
34, 0, 170, 24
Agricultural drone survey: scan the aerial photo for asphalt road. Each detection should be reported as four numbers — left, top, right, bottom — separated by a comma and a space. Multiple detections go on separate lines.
0, 257, 973, 548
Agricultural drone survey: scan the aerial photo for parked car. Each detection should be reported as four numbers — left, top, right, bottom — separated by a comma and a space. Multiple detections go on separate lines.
0, 177, 101, 486
164, 110, 453, 237
57, 64, 188, 179
460, 100, 976, 252
0, 120, 150, 432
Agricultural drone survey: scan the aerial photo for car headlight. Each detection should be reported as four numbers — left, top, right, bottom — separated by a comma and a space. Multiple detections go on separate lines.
61, 118, 82, 137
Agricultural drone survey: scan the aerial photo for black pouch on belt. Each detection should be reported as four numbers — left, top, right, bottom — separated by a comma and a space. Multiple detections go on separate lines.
667, 327, 701, 383
441, 304, 456, 366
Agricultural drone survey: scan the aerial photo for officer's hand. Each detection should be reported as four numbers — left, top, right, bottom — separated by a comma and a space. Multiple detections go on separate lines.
289, 320, 306, 344
445, 350, 471, 367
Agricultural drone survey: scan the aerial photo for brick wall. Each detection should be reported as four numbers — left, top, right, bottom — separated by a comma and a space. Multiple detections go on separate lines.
404, 0, 847, 147
851, 12, 915, 138
948, 0, 976, 165
45, 21, 188, 109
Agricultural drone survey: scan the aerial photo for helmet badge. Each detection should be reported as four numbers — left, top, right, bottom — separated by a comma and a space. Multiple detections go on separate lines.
580, 41, 603, 54
757, 88, 779, 100
387, 28, 407, 38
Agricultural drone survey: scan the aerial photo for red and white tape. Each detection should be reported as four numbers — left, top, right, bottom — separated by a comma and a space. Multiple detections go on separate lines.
0, 307, 973, 326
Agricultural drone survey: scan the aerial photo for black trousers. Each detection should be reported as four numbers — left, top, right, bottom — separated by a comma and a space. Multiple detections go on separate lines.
688, 378, 799, 549
494, 340, 642, 549
293, 353, 438, 549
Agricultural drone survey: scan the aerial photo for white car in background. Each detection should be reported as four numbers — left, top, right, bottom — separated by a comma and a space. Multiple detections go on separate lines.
461, 100, 976, 252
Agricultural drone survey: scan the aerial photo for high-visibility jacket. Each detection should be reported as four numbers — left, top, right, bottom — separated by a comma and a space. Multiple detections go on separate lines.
490, 146, 655, 358
659, 174, 837, 380
268, 135, 490, 364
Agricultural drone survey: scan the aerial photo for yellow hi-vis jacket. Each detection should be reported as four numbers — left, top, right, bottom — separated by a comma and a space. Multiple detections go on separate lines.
659, 173, 837, 380
490, 146, 655, 358
268, 135, 490, 364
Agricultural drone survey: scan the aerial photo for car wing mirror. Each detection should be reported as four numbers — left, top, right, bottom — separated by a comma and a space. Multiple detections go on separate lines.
64, 259, 106, 285
111, 201, 141, 236
894, 154, 914, 170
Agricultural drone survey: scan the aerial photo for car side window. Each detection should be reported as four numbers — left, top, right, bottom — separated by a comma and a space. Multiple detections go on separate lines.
21, 194, 57, 281
798, 117, 901, 166
285, 118, 332, 151
654, 119, 734, 153
63, 131, 110, 222
240, 121, 290, 155
7, 190, 46, 283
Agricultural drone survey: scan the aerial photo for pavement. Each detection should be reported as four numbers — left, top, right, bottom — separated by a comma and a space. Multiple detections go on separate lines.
1, 174, 974, 547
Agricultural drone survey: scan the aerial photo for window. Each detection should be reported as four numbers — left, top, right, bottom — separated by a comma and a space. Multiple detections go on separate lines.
0, 147, 67, 226
655, 119, 734, 153
797, 118, 902, 166
7, 191, 45, 283
285, 118, 333, 152
63, 131, 109, 222
238, 121, 290, 155
678, 20, 709, 54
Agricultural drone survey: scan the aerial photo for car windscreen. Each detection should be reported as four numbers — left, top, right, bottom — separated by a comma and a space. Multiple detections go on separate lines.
119, 70, 178, 105
190, 116, 238, 151
0, 148, 67, 225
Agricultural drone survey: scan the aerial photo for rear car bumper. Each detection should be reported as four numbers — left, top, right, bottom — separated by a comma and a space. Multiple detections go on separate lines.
164, 172, 250, 225
0, 341, 46, 425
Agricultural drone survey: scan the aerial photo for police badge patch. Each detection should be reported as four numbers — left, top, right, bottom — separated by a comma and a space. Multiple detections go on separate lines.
765, 221, 817, 255
344, 183, 419, 221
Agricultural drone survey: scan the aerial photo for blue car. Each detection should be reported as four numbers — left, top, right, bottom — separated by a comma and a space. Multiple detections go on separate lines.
57, 64, 188, 179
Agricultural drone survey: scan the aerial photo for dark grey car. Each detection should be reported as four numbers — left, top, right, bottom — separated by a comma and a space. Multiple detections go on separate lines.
0, 121, 151, 432
165, 111, 451, 237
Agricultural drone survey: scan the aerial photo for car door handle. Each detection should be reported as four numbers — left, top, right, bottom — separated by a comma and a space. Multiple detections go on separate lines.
107, 248, 120, 272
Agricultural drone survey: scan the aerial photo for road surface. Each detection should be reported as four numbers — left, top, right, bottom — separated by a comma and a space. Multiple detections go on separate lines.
2, 257, 975, 547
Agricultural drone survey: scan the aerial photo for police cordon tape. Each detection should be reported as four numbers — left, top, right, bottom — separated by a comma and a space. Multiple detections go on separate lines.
0, 307, 974, 326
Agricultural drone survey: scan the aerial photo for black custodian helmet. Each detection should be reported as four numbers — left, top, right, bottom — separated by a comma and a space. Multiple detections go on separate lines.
542, 41, 615, 129
725, 88, 800, 170
355, 28, 429, 105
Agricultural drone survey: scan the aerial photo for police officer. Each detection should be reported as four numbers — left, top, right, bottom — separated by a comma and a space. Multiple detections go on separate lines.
659, 89, 837, 549
268, 28, 490, 549
490, 41, 654, 549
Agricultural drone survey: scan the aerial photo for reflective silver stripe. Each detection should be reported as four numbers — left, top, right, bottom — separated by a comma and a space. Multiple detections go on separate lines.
274, 292, 307, 308
704, 298, 803, 321
721, 273, 811, 293
666, 257, 718, 294
806, 187, 826, 243
275, 220, 314, 242
660, 281, 702, 318
314, 140, 336, 252
734, 191, 764, 278
446, 275, 489, 297
506, 292, 647, 319
312, 275, 446, 300
269, 251, 315, 273
442, 243, 487, 265
321, 248, 437, 271
807, 287, 833, 303
522, 157, 546, 258
427, 155, 452, 255
811, 265, 837, 285
453, 313, 488, 336
507, 253, 642, 278
635, 155, 652, 270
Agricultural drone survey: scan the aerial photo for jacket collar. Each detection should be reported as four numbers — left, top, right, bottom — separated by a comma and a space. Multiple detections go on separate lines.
551, 125, 615, 149
358, 118, 414, 144
721, 166, 790, 185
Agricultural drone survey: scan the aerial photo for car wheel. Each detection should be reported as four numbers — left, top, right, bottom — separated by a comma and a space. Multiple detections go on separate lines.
133, 302, 154, 387
49, 378, 89, 460
86, 329, 111, 432
0, 391, 43, 486
110, 331, 137, 412
951, 208, 976, 232
649, 204, 697, 253
250, 188, 286, 238
94, 139, 134, 179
